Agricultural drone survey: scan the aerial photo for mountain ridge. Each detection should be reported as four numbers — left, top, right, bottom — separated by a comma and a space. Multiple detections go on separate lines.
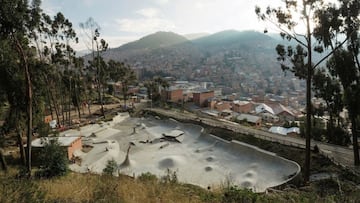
99, 30, 280, 61
114, 31, 190, 51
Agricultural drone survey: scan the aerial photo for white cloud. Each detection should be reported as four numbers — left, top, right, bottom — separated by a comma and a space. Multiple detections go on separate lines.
81, 0, 95, 7
116, 7, 175, 34
116, 17, 175, 33
155, 0, 169, 5
136, 8, 160, 18
72, 35, 139, 51
41, 0, 61, 17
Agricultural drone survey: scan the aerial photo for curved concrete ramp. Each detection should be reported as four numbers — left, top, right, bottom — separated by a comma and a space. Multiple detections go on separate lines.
70, 116, 301, 192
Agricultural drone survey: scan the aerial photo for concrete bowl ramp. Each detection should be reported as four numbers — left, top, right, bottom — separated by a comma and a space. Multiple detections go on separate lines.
158, 155, 186, 169
70, 116, 301, 192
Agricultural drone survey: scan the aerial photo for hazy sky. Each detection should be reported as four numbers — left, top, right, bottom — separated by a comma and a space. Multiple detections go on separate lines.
41, 0, 283, 50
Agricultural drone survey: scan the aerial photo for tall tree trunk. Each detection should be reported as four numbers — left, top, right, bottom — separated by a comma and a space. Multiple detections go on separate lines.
15, 37, 33, 176
16, 127, 26, 166
96, 48, 105, 118
25, 54, 32, 176
61, 92, 66, 126
304, 7, 312, 182
74, 82, 82, 119
0, 148, 7, 172
69, 80, 72, 127
45, 85, 54, 120
351, 115, 360, 165
329, 113, 334, 143
97, 80, 105, 117
84, 86, 92, 116
122, 85, 127, 108
49, 88, 61, 127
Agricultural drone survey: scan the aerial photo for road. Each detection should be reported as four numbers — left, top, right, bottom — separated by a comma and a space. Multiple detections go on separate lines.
148, 108, 360, 173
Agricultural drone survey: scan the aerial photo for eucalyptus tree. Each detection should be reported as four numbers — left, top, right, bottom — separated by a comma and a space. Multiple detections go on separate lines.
33, 12, 80, 126
79, 18, 100, 116
255, 0, 351, 181
311, 0, 360, 165
143, 76, 168, 106
80, 18, 108, 117
144, 80, 158, 105
154, 76, 170, 92
0, 0, 43, 175
107, 60, 137, 108
0, 38, 27, 165
51, 12, 78, 125
0, 0, 81, 175
313, 69, 347, 145
327, 49, 360, 162
72, 57, 86, 119
154, 76, 169, 105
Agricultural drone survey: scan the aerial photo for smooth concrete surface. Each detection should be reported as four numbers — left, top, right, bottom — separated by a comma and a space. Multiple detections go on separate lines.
69, 113, 300, 192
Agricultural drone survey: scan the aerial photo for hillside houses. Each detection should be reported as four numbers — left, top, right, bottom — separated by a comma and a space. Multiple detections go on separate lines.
159, 81, 302, 127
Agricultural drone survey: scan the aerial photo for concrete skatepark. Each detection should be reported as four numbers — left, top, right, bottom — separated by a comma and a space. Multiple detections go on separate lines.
66, 113, 301, 192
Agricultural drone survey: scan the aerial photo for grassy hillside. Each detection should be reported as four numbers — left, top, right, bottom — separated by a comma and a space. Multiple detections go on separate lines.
1, 165, 359, 203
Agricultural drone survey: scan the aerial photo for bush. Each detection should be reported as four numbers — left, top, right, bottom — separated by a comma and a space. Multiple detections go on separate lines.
222, 186, 258, 203
103, 159, 118, 176
326, 126, 351, 146
138, 172, 157, 182
160, 168, 178, 184
36, 138, 68, 178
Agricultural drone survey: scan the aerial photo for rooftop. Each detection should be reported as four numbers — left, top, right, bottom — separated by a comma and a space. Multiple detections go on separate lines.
32, 136, 80, 147
237, 114, 261, 123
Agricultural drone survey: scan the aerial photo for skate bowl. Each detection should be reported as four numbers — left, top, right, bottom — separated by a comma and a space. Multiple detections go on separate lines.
69, 115, 301, 192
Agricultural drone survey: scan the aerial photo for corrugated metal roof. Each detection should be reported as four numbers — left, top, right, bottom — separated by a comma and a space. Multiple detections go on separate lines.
268, 127, 300, 135
237, 114, 261, 123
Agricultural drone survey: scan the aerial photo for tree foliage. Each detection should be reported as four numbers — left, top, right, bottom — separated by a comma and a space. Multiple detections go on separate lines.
255, 0, 358, 181
0, 0, 43, 176
82, 19, 109, 117
36, 138, 68, 178
103, 159, 118, 176
107, 60, 137, 107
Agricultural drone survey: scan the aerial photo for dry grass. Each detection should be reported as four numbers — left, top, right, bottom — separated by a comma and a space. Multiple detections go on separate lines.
1, 166, 360, 203
36, 172, 206, 203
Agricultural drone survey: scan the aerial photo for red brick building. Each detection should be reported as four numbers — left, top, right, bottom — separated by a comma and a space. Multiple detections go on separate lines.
193, 90, 214, 107
31, 136, 82, 160
162, 88, 183, 103
214, 101, 232, 112
232, 101, 253, 114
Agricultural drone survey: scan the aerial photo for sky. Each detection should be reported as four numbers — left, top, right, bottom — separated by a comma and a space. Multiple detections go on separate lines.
41, 0, 284, 51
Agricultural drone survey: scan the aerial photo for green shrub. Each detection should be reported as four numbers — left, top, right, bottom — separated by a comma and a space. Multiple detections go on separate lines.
36, 138, 68, 178
103, 159, 118, 176
138, 172, 157, 182
222, 186, 258, 203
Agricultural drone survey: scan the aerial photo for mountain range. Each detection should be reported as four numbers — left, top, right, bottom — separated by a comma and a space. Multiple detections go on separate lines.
83, 30, 312, 95
99, 30, 281, 71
